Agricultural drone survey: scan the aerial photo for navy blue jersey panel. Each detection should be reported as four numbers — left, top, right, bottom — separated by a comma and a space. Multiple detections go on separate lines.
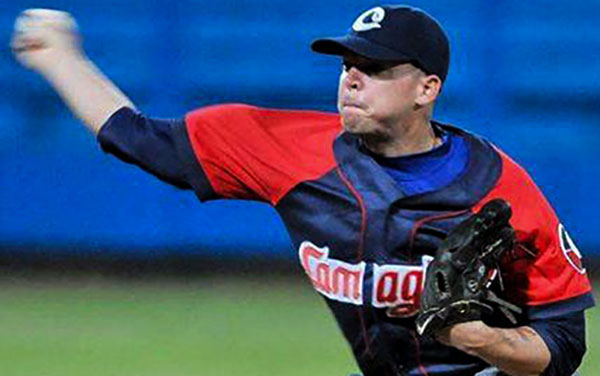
276, 167, 364, 262
97, 107, 215, 199
529, 311, 586, 376
526, 292, 595, 320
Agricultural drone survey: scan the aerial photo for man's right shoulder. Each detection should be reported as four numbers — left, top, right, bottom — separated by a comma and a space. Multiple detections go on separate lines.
185, 103, 341, 133
182, 104, 342, 203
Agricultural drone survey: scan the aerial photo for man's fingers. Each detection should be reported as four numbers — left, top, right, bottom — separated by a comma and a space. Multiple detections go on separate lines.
11, 29, 48, 53
475, 199, 512, 232
11, 38, 46, 53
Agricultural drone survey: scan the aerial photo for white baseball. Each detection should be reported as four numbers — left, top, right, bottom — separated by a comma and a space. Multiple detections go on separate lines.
14, 9, 78, 34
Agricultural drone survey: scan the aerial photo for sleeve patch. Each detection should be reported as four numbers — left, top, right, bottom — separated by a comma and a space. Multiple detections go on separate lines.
559, 224, 586, 275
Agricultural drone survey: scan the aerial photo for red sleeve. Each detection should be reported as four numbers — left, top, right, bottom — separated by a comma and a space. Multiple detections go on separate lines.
184, 104, 341, 204
473, 150, 592, 307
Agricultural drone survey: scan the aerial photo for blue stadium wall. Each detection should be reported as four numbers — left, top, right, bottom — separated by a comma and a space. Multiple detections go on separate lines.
1, 0, 599, 260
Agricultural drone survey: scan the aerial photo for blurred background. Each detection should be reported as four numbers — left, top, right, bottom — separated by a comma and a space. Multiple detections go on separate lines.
0, 0, 598, 375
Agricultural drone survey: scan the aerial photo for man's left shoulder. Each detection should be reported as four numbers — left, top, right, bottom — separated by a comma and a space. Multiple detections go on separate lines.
434, 121, 536, 191
434, 121, 502, 162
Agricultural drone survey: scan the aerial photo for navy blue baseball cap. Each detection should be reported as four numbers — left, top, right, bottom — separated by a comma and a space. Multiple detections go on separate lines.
311, 5, 450, 82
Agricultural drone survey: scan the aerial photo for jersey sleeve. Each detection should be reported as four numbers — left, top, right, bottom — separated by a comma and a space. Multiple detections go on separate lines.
528, 311, 586, 376
97, 106, 207, 190
184, 104, 341, 204
473, 150, 594, 314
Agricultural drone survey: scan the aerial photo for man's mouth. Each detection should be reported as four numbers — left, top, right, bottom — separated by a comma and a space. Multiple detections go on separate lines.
341, 100, 365, 109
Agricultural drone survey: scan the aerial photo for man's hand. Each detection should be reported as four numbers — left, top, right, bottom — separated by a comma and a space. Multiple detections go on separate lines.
11, 8, 134, 133
11, 9, 82, 72
415, 199, 518, 337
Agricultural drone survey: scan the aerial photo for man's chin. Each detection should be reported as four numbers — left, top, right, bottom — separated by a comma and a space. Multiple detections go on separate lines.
341, 115, 368, 134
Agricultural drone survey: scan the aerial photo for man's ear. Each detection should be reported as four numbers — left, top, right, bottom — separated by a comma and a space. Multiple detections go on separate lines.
416, 74, 442, 106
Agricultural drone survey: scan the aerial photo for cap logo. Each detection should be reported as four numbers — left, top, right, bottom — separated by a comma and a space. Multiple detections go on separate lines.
352, 7, 385, 32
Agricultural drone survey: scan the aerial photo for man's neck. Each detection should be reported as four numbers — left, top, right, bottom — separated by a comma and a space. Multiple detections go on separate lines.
362, 118, 440, 158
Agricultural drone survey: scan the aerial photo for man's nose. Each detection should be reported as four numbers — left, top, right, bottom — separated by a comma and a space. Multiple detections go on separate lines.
344, 67, 364, 91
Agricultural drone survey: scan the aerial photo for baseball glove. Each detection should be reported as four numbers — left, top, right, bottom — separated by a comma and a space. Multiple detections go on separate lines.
415, 198, 521, 337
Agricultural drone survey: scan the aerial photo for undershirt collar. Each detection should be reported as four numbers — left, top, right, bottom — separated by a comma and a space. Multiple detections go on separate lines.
364, 125, 470, 196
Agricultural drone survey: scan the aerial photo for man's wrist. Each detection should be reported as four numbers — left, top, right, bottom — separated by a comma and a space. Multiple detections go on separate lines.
436, 321, 497, 356
38, 49, 87, 76
437, 321, 551, 375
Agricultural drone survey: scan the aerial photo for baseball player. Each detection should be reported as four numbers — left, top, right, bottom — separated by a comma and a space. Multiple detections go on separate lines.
11, 5, 594, 376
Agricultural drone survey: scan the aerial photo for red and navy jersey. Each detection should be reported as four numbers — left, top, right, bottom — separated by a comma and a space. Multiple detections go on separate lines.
98, 104, 594, 376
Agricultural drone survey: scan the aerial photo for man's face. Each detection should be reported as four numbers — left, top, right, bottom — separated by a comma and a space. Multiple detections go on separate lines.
337, 54, 424, 138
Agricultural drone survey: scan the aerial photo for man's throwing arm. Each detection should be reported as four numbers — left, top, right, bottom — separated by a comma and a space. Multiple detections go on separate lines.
11, 9, 134, 134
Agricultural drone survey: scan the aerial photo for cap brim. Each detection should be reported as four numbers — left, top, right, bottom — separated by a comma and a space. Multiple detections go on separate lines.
311, 34, 410, 61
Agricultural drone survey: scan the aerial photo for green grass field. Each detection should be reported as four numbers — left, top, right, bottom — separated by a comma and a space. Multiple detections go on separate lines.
0, 276, 596, 375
